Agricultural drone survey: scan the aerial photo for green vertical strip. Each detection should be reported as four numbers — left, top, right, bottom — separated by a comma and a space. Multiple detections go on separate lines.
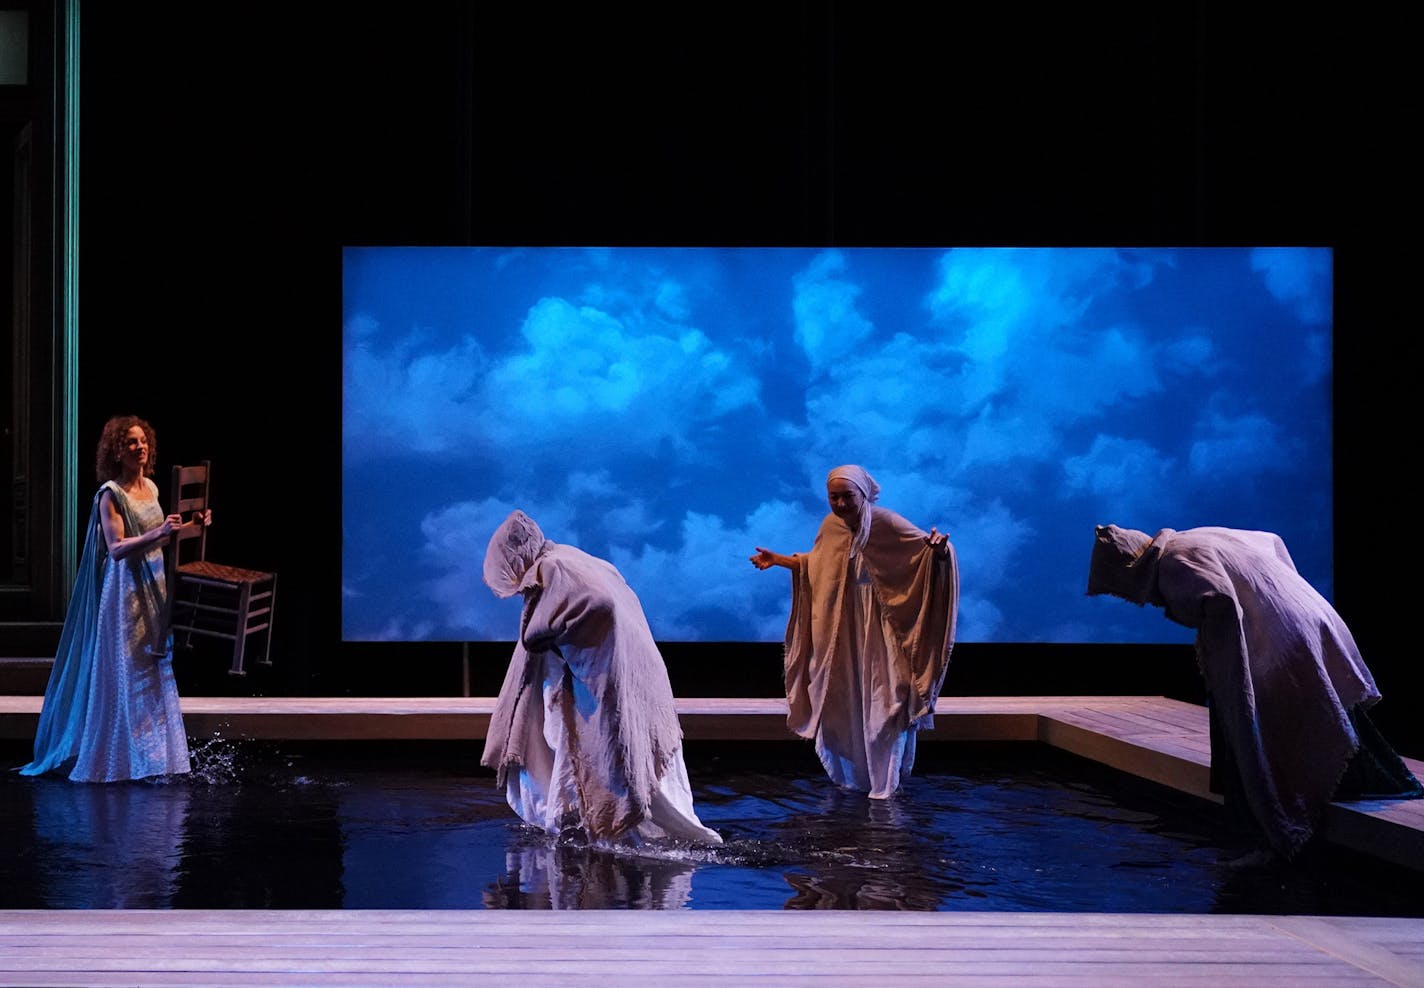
59, 0, 80, 596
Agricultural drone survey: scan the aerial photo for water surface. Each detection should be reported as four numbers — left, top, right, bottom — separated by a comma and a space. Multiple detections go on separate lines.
3, 740, 1420, 913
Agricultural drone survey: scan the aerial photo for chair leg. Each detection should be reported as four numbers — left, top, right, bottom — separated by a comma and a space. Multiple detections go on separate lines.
179, 584, 200, 649
230, 582, 252, 676
258, 575, 277, 667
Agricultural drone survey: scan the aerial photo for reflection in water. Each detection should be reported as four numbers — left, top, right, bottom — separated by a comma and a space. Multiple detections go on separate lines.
28, 777, 190, 908
3, 739, 1423, 914
775, 791, 949, 909
484, 833, 701, 909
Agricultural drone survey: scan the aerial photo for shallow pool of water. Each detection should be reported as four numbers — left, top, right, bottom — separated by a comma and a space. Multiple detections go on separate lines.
3, 739, 1420, 913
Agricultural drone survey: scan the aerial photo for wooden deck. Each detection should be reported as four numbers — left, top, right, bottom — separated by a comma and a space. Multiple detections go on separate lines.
1, 909, 1422, 986
2, 693, 1422, 872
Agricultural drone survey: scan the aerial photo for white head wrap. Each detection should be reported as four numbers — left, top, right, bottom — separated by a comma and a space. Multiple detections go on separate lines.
827, 464, 880, 555
482, 510, 549, 599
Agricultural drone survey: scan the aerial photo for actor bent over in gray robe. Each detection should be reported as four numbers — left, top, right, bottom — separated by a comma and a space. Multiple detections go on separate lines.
1087, 524, 1420, 859
481, 510, 721, 846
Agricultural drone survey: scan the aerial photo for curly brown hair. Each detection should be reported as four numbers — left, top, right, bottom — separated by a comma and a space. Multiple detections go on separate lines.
95, 415, 158, 483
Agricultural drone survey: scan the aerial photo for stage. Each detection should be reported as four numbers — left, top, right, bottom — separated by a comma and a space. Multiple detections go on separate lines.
2, 909, 1421, 986
2, 694, 1423, 984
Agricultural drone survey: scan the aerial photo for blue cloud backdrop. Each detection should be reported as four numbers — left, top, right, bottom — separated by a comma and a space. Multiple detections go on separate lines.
342, 246, 1332, 644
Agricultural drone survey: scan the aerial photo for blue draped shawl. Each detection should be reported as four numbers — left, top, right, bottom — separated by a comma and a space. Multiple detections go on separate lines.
19, 482, 169, 778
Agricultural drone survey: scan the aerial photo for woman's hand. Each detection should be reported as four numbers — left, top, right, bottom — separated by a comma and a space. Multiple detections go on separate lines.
749, 547, 784, 571
925, 527, 951, 558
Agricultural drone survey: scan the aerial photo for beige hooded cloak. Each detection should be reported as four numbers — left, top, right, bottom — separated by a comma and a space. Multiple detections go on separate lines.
783, 468, 959, 798
480, 511, 720, 844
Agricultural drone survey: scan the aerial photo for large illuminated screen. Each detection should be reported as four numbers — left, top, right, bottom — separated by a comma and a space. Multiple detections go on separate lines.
343, 246, 1332, 645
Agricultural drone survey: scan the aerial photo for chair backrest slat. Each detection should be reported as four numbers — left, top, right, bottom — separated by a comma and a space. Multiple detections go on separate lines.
169, 460, 213, 562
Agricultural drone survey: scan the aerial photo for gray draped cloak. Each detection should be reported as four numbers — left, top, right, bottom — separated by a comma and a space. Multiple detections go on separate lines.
480, 542, 685, 841
1088, 524, 1383, 857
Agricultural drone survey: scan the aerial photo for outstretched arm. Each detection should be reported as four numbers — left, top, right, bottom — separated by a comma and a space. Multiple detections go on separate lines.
749, 547, 795, 571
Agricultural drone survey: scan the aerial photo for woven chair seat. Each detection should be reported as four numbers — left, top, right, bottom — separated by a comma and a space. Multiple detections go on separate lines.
177, 559, 272, 584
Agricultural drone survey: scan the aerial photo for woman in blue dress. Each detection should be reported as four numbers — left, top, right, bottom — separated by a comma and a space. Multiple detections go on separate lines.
20, 415, 206, 782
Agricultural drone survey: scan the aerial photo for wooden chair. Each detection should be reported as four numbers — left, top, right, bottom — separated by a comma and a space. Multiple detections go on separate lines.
166, 461, 277, 676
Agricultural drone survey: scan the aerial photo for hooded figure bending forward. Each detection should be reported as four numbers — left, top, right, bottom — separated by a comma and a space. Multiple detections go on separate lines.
751, 465, 959, 799
480, 510, 722, 846
1087, 524, 1421, 859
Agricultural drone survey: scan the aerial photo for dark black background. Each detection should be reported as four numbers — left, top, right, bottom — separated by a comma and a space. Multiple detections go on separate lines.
70, 5, 1417, 750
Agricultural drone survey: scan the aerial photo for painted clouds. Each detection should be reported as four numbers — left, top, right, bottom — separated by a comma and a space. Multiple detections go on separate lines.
342, 246, 1332, 644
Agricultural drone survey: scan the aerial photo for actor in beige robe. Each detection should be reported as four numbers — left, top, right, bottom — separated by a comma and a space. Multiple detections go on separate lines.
752, 466, 959, 798
481, 510, 722, 846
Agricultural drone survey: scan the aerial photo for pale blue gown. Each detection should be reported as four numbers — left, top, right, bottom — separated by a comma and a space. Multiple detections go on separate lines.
21, 480, 190, 782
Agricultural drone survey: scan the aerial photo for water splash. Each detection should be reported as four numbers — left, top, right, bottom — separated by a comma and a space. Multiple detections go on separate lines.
187, 735, 243, 785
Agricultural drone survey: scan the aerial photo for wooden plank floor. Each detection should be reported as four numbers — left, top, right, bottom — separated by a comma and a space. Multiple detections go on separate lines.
2, 693, 1422, 872
1, 909, 1422, 986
